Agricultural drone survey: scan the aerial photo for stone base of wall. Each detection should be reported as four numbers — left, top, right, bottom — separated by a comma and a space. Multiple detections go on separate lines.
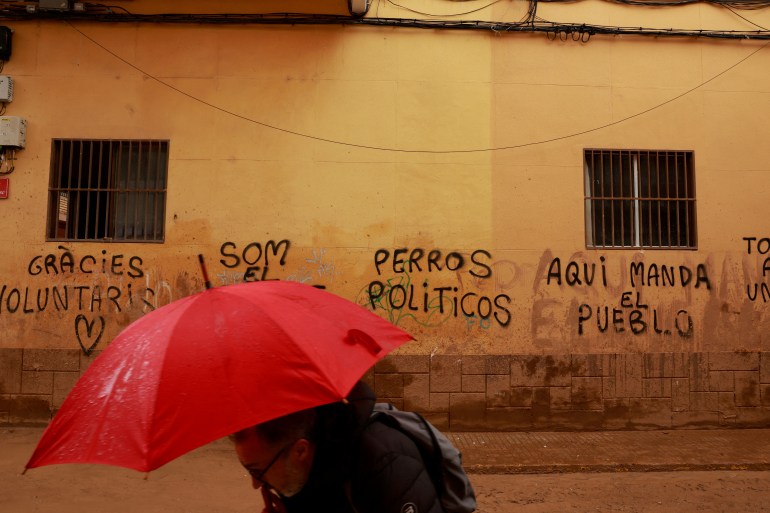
0, 348, 99, 425
3, 348, 770, 430
365, 352, 770, 432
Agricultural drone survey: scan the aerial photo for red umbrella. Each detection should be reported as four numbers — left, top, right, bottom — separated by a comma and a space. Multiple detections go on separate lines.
25, 280, 413, 473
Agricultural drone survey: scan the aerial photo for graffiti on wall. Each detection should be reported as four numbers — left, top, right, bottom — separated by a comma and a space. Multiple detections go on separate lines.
216, 239, 332, 288
543, 255, 710, 338
361, 248, 512, 328
3, 240, 310, 354
745, 237, 770, 302
219, 240, 290, 283
286, 248, 336, 287
10, 237, 769, 354
4, 240, 335, 355
1, 246, 170, 354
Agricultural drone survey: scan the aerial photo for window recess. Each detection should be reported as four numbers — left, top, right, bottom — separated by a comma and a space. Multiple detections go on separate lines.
47, 139, 169, 242
584, 149, 696, 250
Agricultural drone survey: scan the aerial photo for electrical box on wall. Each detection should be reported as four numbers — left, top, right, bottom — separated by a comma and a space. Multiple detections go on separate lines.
39, 0, 70, 10
0, 26, 11, 61
0, 116, 26, 148
0, 75, 13, 102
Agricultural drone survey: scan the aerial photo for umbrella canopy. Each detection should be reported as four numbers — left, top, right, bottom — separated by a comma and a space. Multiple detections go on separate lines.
26, 280, 413, 472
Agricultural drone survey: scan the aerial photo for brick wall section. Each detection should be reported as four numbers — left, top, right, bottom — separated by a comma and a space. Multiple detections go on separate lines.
0, 348, 98, 425
3, 349, 770, 429
370, 351, 770, 431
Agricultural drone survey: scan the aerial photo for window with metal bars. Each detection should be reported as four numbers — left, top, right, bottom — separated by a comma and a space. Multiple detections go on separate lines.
584, 149, 696, 249
47, 139, 169, 242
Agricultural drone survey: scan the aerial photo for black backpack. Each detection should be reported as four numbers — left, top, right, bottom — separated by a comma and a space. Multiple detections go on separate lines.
368, 403, 477, 513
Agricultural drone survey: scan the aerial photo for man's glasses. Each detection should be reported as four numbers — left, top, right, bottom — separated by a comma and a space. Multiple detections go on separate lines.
245, 440, 295, 484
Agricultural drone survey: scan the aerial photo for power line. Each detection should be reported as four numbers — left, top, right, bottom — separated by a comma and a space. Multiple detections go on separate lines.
66, 21, 769, 154
0, 10, 764, 41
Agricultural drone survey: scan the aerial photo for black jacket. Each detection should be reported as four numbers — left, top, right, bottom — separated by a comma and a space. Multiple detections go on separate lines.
281, 382, 443, 513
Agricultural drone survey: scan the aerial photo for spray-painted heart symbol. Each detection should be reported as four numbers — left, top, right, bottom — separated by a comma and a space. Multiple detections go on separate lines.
75, 315, 105, 356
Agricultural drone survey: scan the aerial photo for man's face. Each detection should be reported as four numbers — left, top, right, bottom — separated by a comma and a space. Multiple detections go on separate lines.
234, 430, 314, 498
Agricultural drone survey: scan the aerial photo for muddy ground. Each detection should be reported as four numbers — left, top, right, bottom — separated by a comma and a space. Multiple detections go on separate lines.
4, 428, 770, 513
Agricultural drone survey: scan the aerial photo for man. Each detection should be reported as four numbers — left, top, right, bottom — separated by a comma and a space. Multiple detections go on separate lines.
232, 381, 444, 513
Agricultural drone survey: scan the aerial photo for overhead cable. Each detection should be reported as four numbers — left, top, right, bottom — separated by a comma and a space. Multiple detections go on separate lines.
65, 21, 770, 154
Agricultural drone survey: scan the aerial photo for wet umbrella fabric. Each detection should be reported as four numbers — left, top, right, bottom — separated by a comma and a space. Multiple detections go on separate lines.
25, 280, 413, 472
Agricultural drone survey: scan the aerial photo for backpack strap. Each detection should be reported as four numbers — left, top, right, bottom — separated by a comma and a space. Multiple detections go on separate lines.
411, 411, 446, 500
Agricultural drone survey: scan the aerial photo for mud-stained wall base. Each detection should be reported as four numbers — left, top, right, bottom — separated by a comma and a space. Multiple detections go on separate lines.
3, 349, 769, 431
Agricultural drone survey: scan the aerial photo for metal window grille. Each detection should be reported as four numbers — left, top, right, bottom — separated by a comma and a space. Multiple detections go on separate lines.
584, 149, 697, 249
47, 139, 169, 242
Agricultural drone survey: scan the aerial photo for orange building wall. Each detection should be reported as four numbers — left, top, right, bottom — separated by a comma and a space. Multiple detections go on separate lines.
1, 0, 769, 429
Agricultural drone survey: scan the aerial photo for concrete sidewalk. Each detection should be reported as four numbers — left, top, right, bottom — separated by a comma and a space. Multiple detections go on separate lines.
449, 428, 770, 474
5, 427, 770, 475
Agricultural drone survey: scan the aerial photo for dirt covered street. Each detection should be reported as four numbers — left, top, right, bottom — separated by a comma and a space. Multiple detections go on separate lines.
4, 428, 770, 513
473, 471, 770, 513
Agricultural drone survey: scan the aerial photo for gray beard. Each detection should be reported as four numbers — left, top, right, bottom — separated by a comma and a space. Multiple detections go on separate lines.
278, 461, 310, 498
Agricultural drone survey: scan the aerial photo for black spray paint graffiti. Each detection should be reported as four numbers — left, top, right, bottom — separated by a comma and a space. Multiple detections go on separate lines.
744, 237, 770, 302
2, 247, 157, 355
545, 256, 708, 338
75, 314, 105, 355
28, 250, 144, 278
359, 272, 452, 328
366, 248, 511, 328
216, 239, 327, 289
219, 240, 290, 282
545, 256, 712, 290
629, 262, 711, 289
578, 291, 694, 337
373, 248, 493, 278
0, 282, 155, 314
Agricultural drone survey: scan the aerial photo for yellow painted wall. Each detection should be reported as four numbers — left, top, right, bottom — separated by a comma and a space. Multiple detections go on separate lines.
0, 0, 769, 361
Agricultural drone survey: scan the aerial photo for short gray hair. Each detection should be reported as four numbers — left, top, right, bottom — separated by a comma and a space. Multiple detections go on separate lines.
232, 408, 317, 447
